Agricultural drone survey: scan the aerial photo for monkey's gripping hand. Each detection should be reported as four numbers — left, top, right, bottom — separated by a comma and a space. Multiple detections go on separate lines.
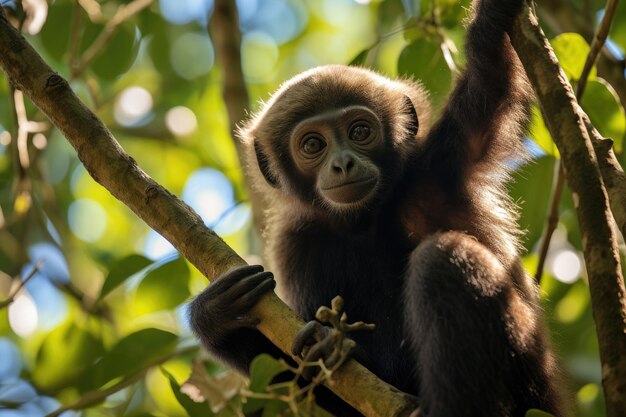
291, 296, 375, 380
189, 265, 275, 354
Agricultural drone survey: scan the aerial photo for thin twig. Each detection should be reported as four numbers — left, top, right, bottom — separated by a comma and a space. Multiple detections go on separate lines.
0, 260, 43, 308
71, 0, 152, 78
67, 0, 83, 76
533, 0, 620, 282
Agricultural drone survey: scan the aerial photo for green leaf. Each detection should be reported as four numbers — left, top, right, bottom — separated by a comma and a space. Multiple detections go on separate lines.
33, 321, 104, 390
82, 328, 178, 392
349, 48, 371, 67
162, 368, 213, 417
91, 24, 141, 81
99, 254, 153, 300
244, 354, 290, 414
508, 155, 556, 251
580, 79, 625, 152
133, 256, 190, 315
525, 409, 556, 417
38, 2, 74, 63
398, 39, 452, 107
529, 106, 558, 157
550, 33, 595, 81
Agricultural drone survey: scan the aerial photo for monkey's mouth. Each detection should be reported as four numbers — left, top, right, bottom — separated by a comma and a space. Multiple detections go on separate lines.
321, 177, 378, 204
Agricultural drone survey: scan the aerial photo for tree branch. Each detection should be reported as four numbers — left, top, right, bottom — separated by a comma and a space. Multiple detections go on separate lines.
210, 0, 267, 234
510, 4, 626, 416
534, 0, 621, 281
0, 11, 416, 417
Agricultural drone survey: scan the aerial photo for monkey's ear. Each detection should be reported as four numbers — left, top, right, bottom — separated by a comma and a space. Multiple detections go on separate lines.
254, 140, 280, 188
403, 95, 419, 138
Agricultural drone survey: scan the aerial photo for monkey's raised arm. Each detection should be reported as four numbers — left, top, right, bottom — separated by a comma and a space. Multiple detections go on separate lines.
424, 0, 530, 180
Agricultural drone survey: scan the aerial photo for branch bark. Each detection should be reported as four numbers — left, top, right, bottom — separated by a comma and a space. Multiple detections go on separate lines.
0, 10, 415, 417
510, 4, 626, 416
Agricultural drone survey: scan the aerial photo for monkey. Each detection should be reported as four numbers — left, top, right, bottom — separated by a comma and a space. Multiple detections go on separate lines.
189, 0, 564, 416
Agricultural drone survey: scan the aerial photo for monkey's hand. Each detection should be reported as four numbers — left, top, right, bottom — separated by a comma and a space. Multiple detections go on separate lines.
291, 296, 375, 380
291, 321, 356, 380
189, 265, 275, 349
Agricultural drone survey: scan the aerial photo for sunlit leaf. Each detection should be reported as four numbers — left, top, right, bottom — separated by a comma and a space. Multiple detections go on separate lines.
99, 253, 153, 300
163, 368, 213, 417
81, 328, 178, 392
133, 256, 190, 315
349, 48, 371, 67
397, 38, 452, 107
580, 79, 625, 152
526, 409, 556, 417
33, 321, 104, 390
550, 33, 594, 81
244, 354, 290, 414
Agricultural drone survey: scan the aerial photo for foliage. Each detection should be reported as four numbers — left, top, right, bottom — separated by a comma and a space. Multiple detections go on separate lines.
0, 0, 624, 416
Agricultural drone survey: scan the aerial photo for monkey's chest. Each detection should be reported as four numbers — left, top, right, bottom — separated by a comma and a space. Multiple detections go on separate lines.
274, 231, 416, 392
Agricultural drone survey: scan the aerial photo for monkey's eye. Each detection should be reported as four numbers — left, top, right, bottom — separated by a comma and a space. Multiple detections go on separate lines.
301, 135, 326, 155
349, 123, 371, 142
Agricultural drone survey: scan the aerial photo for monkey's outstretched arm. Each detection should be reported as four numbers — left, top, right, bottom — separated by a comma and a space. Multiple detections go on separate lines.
424, 0, 531, 177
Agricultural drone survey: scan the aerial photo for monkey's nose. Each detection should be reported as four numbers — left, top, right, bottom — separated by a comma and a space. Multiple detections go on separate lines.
331, 152, 355, 176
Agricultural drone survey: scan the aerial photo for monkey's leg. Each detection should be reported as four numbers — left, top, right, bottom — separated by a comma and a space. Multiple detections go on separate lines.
403, 231, 549, 417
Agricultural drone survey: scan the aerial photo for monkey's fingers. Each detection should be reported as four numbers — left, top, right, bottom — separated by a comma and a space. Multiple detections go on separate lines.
220, 271, 274, 304
324, 338, 356, 372
300, 336, 335, 380
209, 264, 264, 292
291, 321, 329, 357
234, 275, 276, 312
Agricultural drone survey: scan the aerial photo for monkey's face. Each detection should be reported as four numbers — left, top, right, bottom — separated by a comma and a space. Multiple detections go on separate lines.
289, 105, 383, 208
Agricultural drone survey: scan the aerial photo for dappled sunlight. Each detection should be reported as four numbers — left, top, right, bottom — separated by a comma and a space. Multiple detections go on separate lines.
166, 106, 198, 137
8, 292, 38, 337
114, 86, 153, 127
68, 198, 108, 242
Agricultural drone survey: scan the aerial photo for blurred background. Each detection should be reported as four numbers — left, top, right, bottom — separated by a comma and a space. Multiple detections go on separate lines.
0, 0, 625, 416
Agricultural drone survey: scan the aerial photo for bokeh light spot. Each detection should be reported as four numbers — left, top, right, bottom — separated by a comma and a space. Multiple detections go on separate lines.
68, 199, 108, 242
171, 33, 215, 80
32, 133, 47, 150
213, 203, 251, 235
28, 243, 69, 284
159, 0, 213, 25
114, 86, 153, 127
0, 339, 22, 378
165, 106, 198, 137
8, 293, 38, 337
550, 249, 582, 283
144, 230, 177, 260
0, 130, 11, 146
182, 168, 234, 226
238, 0, 307, 44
